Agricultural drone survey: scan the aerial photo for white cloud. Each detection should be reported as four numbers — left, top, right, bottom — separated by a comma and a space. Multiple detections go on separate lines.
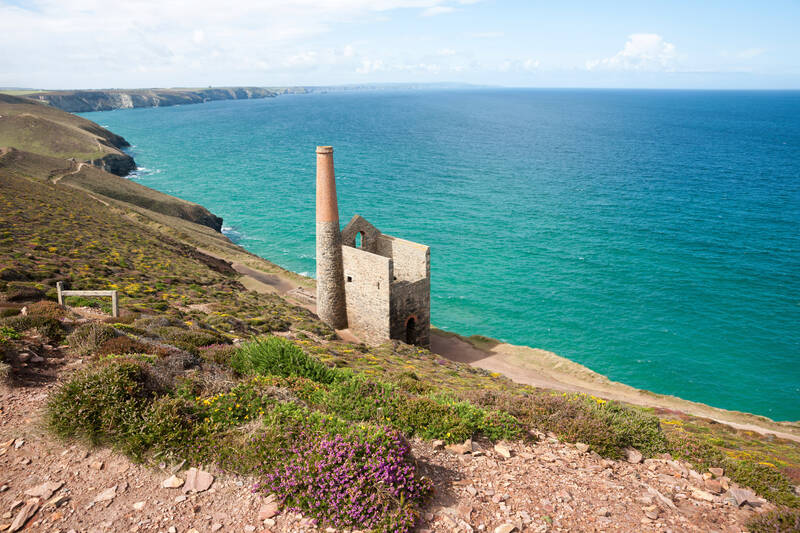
738, 48, 766, 59
421, 6, 455, 16
355, 57, 445, 74
586, 34, 677, 71
522, 58, 540, 71
0, 0, 480, 87
437, 48, 456, 56
498, 58, 540, 73
356, 58, 386, 74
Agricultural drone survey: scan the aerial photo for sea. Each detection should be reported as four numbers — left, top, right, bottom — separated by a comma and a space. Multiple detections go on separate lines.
81, 89, 800, 421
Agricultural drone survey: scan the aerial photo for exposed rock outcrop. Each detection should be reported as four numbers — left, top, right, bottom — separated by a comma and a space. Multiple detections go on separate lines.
90, 153, 137, 176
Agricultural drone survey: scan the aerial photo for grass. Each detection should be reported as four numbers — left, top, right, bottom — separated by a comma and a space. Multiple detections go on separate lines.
0, 93, 126, 162
0, 90, 45, 96
2, 93, 799, 528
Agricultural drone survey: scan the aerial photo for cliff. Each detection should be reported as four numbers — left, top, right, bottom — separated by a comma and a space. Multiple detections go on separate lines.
0, 95, 222, 232
29, 86, 276, 112
0, 93, 135, 176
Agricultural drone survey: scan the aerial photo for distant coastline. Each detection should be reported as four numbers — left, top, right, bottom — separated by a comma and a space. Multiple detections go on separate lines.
3, 83, 485, 113
22, 87, 278, 113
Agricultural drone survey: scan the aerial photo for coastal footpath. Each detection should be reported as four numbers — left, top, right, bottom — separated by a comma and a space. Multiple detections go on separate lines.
0, 93, 799, 532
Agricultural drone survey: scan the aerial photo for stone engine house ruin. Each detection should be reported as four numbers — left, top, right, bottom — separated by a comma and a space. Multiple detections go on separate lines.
315, 146, 430, 347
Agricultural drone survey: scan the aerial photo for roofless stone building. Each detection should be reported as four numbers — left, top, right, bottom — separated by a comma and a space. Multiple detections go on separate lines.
315, 146, 431, 347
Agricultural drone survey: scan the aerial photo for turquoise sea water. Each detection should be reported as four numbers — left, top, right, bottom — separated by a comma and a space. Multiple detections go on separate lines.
82, 89, 800, 421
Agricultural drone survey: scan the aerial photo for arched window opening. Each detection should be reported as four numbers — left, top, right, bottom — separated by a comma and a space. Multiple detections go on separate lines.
405, 316, 417, 345
355, 231, 365, 249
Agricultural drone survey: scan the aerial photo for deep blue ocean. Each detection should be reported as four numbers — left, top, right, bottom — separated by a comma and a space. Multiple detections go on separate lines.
82, 89, 800, 421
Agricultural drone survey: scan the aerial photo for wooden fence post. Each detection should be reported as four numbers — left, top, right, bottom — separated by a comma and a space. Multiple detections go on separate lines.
56, 281, 63, 305
111, 291, 119, 318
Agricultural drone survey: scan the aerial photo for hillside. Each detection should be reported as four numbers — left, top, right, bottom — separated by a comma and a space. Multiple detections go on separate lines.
0, 93, 135, 175
12, 87, 276, 112
0, 101, 799, 532
0, 93, 223, 231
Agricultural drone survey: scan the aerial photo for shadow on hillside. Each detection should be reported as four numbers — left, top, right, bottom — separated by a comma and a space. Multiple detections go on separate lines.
430, 331, 497, 365
415, 458, 462, 508
4, 349, 63, 389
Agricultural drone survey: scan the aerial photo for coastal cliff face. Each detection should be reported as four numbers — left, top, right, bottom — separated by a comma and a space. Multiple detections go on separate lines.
0, 93, 136, 177
0, 94, 224, 232
32, 87, 276, 112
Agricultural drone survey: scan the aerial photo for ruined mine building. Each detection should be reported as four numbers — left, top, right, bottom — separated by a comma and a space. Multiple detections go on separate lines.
315, 146, 430, 347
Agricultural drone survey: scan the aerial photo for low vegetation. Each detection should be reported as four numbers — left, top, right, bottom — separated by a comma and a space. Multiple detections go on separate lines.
2, 114, 799, 530
746, 507, 800, 533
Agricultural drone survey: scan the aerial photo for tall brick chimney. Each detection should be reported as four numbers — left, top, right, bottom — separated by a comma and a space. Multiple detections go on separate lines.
315, 146, 347, 329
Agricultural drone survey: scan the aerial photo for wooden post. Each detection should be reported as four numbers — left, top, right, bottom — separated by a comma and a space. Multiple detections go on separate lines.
58, 287, 120, 318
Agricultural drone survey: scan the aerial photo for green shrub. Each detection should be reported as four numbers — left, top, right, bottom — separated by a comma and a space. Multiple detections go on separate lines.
46, 360, 150, 444
729, 461, 800, 508
666, 432, 800, 507
67, 322, 119, 355
463, 389, 667, 458
271, 373, 522, 444
0, 308, 21, 318
589, 401, 666, 457
199, 344, 237, 365
64, 295, 103, 309
2, 315, 65, 343
231, 337, 337, 384
127, 396, 204, 461
746, 508, 800, 532
156, 326, 226, 353
393, 370, 431, 394
0, 325, 21, 344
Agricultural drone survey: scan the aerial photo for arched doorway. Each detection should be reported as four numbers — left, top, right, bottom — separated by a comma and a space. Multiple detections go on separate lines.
405, 316, 417, 345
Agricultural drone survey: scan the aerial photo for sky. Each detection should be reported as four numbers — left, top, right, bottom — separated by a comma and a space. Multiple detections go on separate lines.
1, 0, 799, 90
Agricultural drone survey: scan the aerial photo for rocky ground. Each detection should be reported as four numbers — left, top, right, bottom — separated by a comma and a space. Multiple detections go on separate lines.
0, 330, 774, 533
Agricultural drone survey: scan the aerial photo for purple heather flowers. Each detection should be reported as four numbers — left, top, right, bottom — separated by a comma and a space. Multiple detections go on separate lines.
254, 425, 431, 532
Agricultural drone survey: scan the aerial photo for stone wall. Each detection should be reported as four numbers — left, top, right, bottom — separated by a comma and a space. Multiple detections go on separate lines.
339, 214, 431, 347
376, 235, 429, 282
342, 245, 392, 344
341, 215, 382, 254
389, 278, 431, 347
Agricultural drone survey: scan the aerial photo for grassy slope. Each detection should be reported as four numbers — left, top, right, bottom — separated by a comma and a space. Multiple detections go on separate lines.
0, 101, 798, 524
0, 93, 128, 160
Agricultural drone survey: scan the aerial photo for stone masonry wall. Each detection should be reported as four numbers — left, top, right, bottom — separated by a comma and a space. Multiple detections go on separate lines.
390, 278, 431, 348
342, 245, 392, 344
316, 221, 348, 329
376, 235, 429, 282
341, 215, 382, 255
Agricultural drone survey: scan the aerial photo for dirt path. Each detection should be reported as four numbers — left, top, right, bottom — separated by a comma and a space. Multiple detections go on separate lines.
51, 160, 86, 184
432, 333, 800, 444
